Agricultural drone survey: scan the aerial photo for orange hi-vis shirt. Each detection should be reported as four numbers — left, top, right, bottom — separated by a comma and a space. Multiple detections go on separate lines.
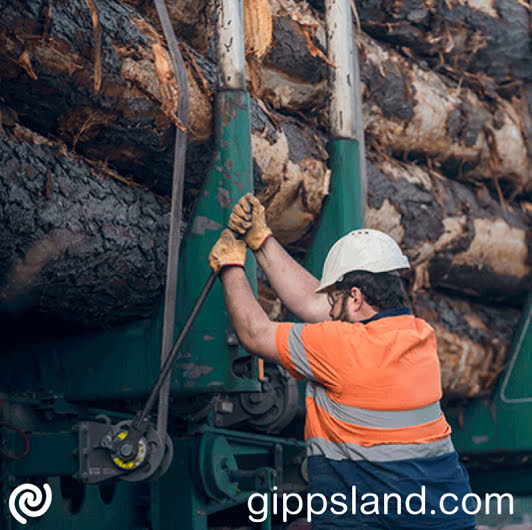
276, 312, 454, 461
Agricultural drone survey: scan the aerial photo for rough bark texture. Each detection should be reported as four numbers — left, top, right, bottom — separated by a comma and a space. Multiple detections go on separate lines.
0, 120, 169, 325
121, 0, 213, 56
364, 156, 532, 306
303, 0, 530, 96
262, 6, 530, 192
2, 1, 528, 196
0, 0, 331, 207
2, 112, 527, 324
254, 121, 531, 306
0, 105, 330, 322
0, 0, 213, 192
352, 0, 531, 97
252, 112, 329, 245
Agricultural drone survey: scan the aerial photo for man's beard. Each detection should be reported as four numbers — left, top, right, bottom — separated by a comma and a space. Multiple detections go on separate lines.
332, 296, 351, 322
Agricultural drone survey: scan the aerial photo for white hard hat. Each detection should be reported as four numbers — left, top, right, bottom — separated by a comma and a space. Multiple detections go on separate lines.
316, 229, 410, 293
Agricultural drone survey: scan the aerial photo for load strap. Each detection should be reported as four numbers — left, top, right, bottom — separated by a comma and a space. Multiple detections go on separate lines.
153, 0, 189, 438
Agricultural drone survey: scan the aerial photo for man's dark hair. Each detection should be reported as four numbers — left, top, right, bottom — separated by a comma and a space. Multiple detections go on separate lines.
336, 270, 407, 312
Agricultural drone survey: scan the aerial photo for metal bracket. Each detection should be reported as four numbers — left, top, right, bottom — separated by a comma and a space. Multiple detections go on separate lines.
76, 417, 168, 484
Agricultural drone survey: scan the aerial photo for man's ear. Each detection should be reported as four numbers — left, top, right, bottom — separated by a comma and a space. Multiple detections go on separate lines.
350, 287, 363, 311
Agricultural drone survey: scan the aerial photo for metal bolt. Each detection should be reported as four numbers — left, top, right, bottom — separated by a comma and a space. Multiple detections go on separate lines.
226, 329, 239, 346
101, 435, 113, 449
248, 393, 262, 404
218, 400, 234, 414
119, 443, 134, 458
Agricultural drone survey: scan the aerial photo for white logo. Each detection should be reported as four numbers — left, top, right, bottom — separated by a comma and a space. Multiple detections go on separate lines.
9, 483, 52, 525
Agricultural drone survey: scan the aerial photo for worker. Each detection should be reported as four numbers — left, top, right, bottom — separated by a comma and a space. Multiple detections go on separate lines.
208, 193, 477, 529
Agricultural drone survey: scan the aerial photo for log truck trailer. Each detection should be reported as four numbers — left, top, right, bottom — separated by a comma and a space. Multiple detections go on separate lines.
0, 0, 530, 528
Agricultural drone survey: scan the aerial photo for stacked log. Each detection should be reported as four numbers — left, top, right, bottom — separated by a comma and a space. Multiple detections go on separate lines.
0, 0, 529, 398
0, 118, 169, 325
348, 0, 530, 97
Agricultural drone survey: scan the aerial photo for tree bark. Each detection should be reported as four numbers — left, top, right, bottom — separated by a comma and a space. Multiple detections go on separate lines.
0, 107, 331, 324
351, 0, 530, 98
121, 0, 212, 56
1, 109, 528, 327
0, 0, 331, 207
0, 120, 169, 326
252, 112, 329, 245
365, 155, 531, 306
0, 0, 214, 193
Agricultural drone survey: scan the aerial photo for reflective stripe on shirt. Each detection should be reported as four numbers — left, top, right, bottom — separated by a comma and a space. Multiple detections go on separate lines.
306, 435, 455, 462
287, 323, 315, 380
307, 383, 443, 429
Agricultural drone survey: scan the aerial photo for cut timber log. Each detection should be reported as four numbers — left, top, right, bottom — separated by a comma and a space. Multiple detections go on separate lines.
365, 156, 531, 306
1, 112, 527, 325
121, 0, 212, 56
413, 291, 519, 399
250, 128, 531, 304
0, 0, 329, 206
0, 109, 329, 324
0, 121, 169, 325
0, 0, 213, 192
352, 0, 530, 98
252, 113, 329, 245
358, 31, 529, 193
254, 117, 531, 306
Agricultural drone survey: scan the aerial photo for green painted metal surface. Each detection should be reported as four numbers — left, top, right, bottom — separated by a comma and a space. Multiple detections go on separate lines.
305, 139, 364, 278
468, 469, 532, 495
448, 293, 532, 457
171, 90, 258, 394
152, 437, 208, 530
11, 432, 77, 477
499, 293, 532, 405
18, 319, 161, 400
151, 429, 304, 530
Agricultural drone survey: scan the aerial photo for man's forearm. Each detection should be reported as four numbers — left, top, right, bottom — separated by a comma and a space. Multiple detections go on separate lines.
254, 237, 329, 322
219, 267, 279, 363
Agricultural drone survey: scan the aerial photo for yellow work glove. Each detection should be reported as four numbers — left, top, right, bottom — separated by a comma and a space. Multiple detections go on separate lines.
208, 229, 247, 274
228, 193, 273, 251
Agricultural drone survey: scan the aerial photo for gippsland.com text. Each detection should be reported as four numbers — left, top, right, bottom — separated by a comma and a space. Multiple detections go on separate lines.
247, 486, 514, 523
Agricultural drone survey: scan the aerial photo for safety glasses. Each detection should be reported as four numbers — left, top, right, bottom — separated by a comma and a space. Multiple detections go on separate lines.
327, 290, 343, 307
